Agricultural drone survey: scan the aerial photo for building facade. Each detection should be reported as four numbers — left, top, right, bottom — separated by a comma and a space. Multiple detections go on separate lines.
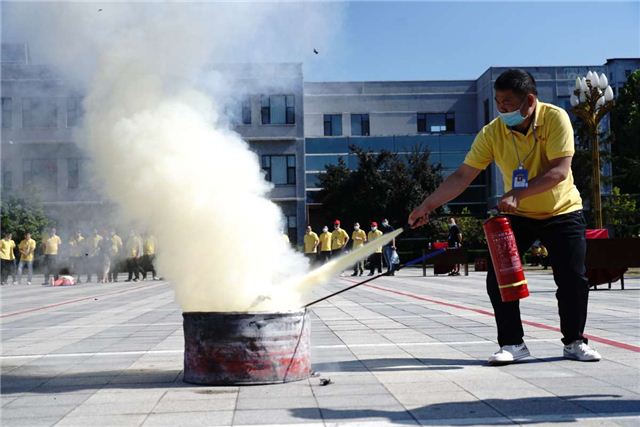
1, 40, 638, 243
304, 58, 640, 215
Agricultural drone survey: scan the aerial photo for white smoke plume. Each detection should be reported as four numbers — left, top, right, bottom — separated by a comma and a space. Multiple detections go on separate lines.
3, 1, 344, 311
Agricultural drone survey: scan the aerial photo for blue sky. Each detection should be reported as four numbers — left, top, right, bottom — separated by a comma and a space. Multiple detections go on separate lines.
305, 1, 640, 81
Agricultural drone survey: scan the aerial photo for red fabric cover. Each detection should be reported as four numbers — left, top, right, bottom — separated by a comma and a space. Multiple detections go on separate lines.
584, 229, 625, 286
432, 241, 448, 249
586, 229, 609, 239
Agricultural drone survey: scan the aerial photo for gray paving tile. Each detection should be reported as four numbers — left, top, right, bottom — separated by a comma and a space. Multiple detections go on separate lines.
142, 411, 234, 426
233, 408, 322, 425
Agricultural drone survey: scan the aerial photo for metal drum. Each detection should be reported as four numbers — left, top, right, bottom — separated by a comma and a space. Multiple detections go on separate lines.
182, 309, 310, 385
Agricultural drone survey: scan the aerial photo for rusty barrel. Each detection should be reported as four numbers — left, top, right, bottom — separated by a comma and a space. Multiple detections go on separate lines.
183, 309, 310, 385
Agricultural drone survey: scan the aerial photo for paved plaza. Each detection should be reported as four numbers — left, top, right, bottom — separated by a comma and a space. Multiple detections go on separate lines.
1, 268, 639, 426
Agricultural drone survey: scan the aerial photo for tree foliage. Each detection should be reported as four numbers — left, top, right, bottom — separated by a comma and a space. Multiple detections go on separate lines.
603, 187, 639, 237
315, 144, 443, 232
0, 196, 52, 240
610, 69, 640, 194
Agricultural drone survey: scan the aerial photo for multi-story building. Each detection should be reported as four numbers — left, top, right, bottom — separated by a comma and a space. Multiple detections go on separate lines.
1, 44, 307, 243
1, 40, 638, 242
304, 58, 639, 214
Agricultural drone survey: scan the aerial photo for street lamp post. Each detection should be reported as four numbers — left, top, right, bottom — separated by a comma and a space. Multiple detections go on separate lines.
570, 71, 615, 229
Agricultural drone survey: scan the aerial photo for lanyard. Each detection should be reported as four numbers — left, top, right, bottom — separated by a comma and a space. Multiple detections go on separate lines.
510, 125, 538, 169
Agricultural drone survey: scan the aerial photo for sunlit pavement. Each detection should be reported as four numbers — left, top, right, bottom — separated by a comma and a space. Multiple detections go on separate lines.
1, 270, 638, 426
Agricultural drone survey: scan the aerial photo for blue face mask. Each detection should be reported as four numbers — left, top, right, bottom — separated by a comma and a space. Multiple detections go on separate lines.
499, 99, 528, 127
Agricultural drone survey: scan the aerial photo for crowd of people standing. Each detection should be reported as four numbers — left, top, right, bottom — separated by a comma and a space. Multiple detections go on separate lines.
0, 227, 158, 286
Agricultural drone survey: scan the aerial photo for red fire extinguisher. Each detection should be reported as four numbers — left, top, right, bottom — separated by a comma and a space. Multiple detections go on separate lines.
483, 215, 529, 302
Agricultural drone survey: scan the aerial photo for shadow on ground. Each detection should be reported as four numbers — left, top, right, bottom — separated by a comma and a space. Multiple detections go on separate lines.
291, 394, 638, 425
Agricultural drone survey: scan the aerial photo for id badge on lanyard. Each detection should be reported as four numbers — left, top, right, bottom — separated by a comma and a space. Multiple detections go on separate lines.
512, 166, 529, 189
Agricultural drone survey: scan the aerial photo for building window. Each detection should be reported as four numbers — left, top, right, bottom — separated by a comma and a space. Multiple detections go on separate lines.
417, 112, 455, 133
261, 95, 295, 125
68, 158, 80, 189
483, 99, 490, 125
261, 155, 296, 185
2, 97, 12, 129
241, 98, 251, 125
286, 215, 297, 243
22, 97, 58, 128
23, 159, 57, 192
624, 69, 632, 78
2, 161, 11, 192
66, 97, 83, 127
323, 114, 342, 136
351, 114, 370, 136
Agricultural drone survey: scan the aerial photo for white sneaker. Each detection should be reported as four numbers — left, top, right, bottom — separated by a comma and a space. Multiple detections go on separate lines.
488, 343, 531, 365
563, 340, 601, 361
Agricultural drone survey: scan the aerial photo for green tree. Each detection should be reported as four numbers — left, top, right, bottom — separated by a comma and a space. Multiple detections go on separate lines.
610, 69, 640, 194
602, 187, 639, 237
316, 144, 442, 231
450, 207, 486, 249
0, 197, 51, 240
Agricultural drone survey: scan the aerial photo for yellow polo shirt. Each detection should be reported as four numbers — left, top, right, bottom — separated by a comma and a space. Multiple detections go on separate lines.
351, 229, 367, 249
69, 236, 84, 257
143, 236, 155, 255
19, 238, 36, 262
464, 101, 582, 219
303, 232, 319, 254
319, 231, 332, 252
331, 228, 349, 250
367, 230, 383, 253
111, 234, 123, 256
0, 239, 16, 260
44, 235, 62, 255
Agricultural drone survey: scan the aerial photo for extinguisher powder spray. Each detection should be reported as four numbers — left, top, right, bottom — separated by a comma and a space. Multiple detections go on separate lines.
483, 215, 530, 302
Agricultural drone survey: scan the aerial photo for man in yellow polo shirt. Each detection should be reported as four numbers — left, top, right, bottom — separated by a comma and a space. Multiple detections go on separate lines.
409, 69, 600, 365
351, 222, 367, 276
18, 232, 36, 285
303, 226, 320, 265
43, 228, 62, 285
1, 232, 17, 285
68, 231, 85, 283
318, 226, 332, 264
367, 222, 383, 276
330, 220, 349, 257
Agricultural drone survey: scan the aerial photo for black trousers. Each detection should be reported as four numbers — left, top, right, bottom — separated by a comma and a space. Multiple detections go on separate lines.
141, 254, 156, 279
319, 251, 331, 264
369, 253, 383, 274
44, 255, 58, 283
1, 259, 15, 283
127, 258, 140, 280
487, 211, 589, 346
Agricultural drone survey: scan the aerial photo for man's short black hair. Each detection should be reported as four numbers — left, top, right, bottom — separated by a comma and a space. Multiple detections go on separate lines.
494, 69, 537, 96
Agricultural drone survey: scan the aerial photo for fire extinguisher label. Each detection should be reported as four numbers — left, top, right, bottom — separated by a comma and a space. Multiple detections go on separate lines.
491, 230, 523, 274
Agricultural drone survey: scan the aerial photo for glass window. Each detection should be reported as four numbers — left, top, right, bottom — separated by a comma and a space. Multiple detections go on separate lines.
23, 159, 57, 191
262, 155, 296, 185
66, 97, 83, 127
2, 97, 12, 129
22, 97, 58, 128
417, 112, 455, 133
286, 215, 297, 243
241, 98, 251, 124
68, 158, 80, 189
306, 155, 341, 170
323, 114, 342, 136
351, 114, 370, 136
2, 161, 11, 191
260, 95, 295, 125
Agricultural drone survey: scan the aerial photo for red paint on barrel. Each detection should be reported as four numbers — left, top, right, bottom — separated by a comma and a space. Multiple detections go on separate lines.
183, 310, 310, 385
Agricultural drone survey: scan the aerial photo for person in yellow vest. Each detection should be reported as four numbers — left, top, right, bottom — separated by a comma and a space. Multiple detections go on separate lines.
409, 69, 601, 364
330, 220, 349, 256
108, 230, 123, 282
141, 232, 158, 280
43, 228, 62, 285
1, 232, 17, 285
303, 226, 320, 265
318, 226, 332, 264
351, 222, 367, 276
17, 232, 36, 285
367, 222, 383, 276
68, 230, 85, 283
125, 230, 143, 282
84, 229, 103, 282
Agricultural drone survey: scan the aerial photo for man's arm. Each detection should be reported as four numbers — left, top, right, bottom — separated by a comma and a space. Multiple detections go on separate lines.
498, 156, 572, 213
409, 164, 482, 228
